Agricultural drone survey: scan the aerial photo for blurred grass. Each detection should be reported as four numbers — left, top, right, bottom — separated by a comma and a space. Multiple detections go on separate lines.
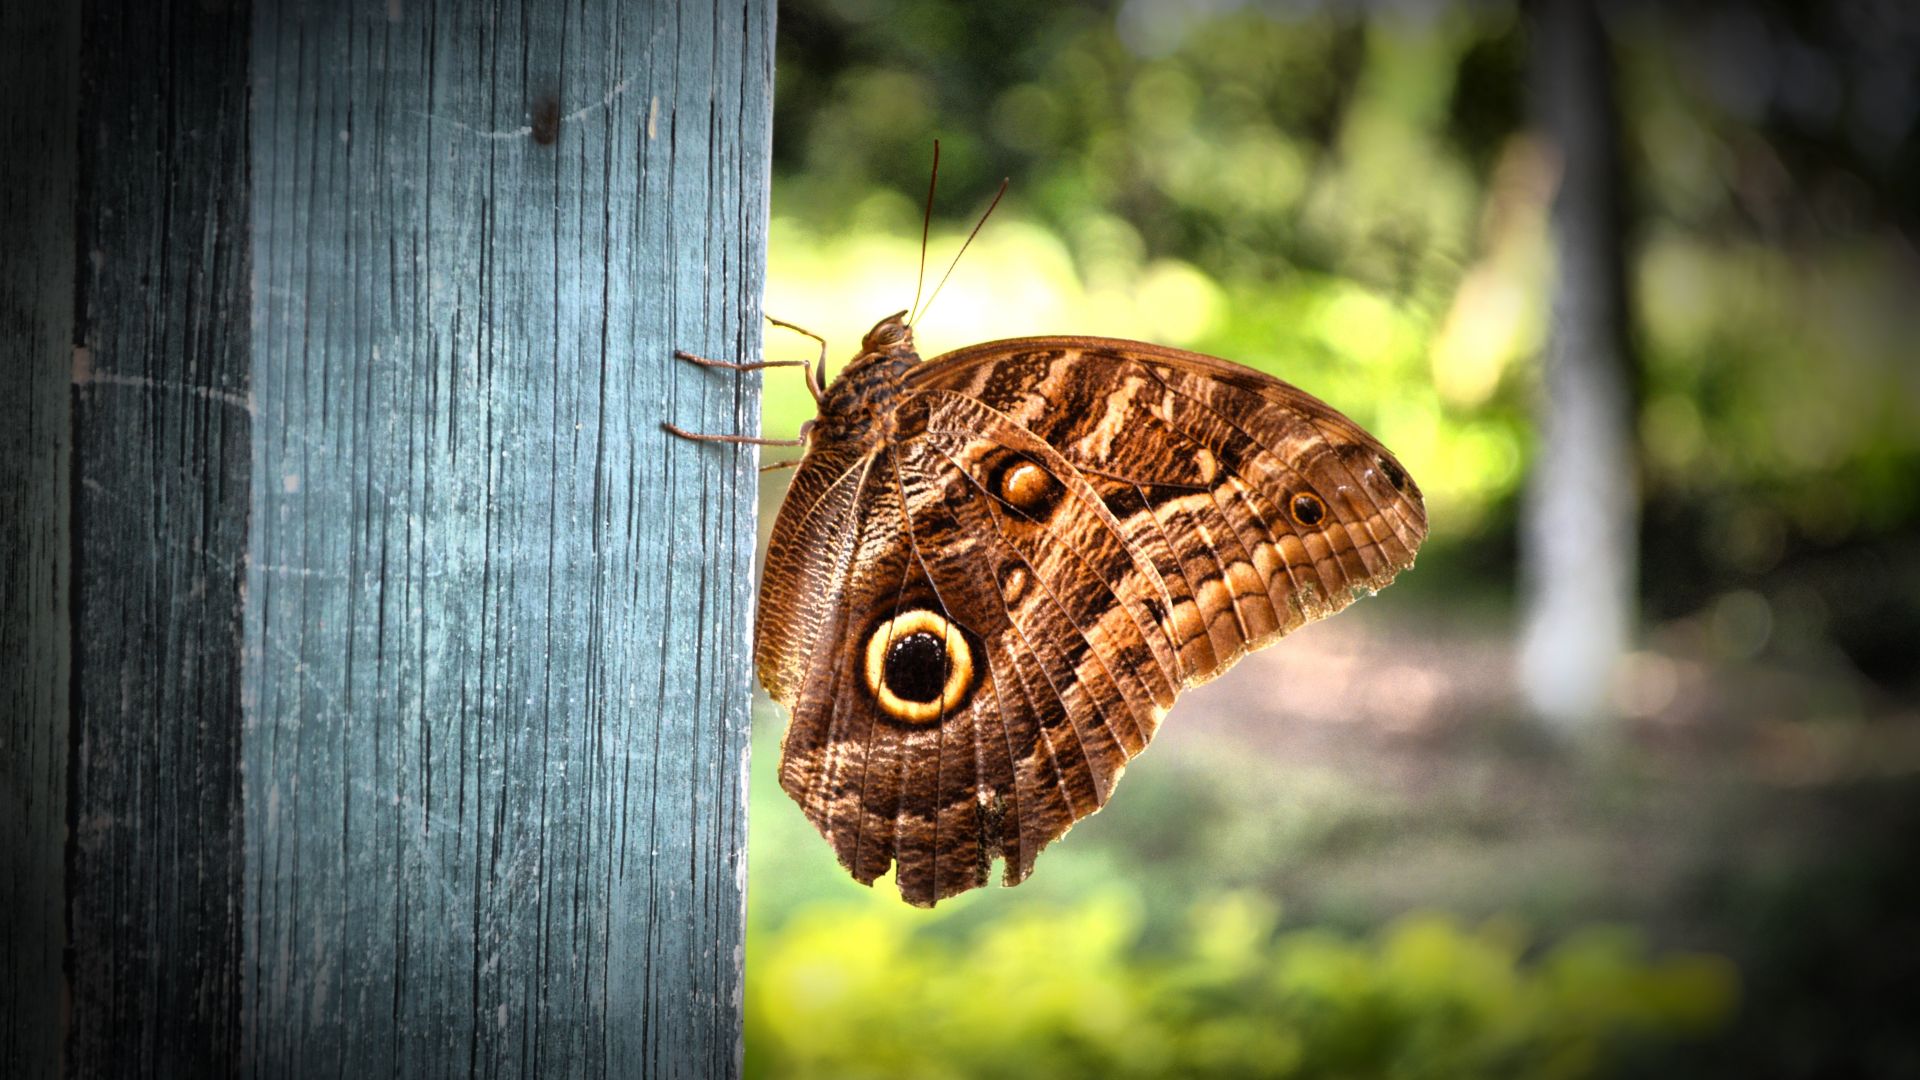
747, 885, 1733, 1080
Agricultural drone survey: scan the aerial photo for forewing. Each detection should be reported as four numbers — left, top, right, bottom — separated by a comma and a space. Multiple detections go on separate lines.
909, 336, 1428, 684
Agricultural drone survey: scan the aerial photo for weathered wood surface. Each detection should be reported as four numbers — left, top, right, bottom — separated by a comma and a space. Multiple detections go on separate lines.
67, 2, 256, 1073
0, 6, 78, 1077
1, 0, 770, 1075
244, 1, 771, 1076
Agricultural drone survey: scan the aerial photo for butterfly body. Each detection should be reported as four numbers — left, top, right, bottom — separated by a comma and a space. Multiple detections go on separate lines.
755, 311, 1427, 907
801, 312, 919, 456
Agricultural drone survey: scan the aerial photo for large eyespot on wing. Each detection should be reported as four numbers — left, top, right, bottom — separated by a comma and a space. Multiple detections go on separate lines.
772, 453, 974, 906
773, 436, 1044, 907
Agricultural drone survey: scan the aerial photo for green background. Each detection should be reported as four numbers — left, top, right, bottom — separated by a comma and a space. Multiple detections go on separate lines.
743, 2, 1920, 1076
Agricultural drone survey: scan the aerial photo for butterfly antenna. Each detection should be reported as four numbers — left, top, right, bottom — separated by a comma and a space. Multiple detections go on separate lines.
908, 140, 941, 325
915, 176, 1008, 327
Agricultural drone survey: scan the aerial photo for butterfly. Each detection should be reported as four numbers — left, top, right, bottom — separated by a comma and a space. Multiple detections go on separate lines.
667, 161, 1426, 908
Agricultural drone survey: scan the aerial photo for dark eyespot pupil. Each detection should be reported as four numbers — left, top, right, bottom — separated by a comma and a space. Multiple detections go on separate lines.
884, 631, 948, 703
1378, 456, 1407, 492
1292, 493, 1325, 526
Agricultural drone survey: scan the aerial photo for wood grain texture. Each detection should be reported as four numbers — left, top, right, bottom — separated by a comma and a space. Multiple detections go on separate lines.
244, 1, 771, 1075
0, 5, 77, 1075
66, 2, 255, 1074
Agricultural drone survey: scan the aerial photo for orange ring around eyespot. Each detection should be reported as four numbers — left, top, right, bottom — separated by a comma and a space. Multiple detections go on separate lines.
862, 609, 973, 724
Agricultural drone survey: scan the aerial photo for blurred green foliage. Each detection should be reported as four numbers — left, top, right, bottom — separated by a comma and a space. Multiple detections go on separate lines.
742, 696, 1751, 1079
762, 0, 1920, 636
749, 1, 1920, 1076
747, 888, 1733, 1080
766, 6, 1531, 535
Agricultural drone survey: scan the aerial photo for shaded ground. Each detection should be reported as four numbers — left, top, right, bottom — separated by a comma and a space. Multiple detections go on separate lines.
1151, 600, 1920, 1077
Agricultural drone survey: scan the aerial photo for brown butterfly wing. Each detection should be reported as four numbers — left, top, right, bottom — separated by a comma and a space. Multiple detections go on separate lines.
909, 336, 1428, 685
760, 337, 1426, 907
762, 448, 983, 902
760, 390, 1185, 906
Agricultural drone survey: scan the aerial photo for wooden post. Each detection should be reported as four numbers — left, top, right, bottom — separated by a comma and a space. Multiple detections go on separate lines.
1, 6, 79, 1077
67, 2, 256, 1072
3, 0, 772, 1074
244, 0, 772, 1072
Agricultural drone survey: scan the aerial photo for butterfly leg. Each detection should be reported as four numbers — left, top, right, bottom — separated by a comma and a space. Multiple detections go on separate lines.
764, 315, 828, 404
674, 322, 827, 405
660, 420, 810, 447
671, 349, 807, 374
665, 317, 826, 447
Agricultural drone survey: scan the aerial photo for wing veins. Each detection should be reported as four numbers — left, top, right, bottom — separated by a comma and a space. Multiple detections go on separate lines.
925, 441, 1153, 769
891, 445, 1097, 828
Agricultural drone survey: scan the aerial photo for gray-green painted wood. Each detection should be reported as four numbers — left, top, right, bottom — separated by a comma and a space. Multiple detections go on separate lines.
1, 5, 78, 1076
2, 0, 768, 1074
244, 1, 771, 1075
67, 2, 256, 1073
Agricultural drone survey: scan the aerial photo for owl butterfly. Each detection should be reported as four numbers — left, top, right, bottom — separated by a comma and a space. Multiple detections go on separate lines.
669, 162, 1426, 907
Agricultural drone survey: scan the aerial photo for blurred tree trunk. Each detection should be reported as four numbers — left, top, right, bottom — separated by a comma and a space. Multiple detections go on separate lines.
1518, 0, 1639, 733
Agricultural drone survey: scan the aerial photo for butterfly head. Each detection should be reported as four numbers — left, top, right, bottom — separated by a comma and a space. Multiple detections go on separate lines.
859, 310, 917, 358
807, 310, 924, 440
